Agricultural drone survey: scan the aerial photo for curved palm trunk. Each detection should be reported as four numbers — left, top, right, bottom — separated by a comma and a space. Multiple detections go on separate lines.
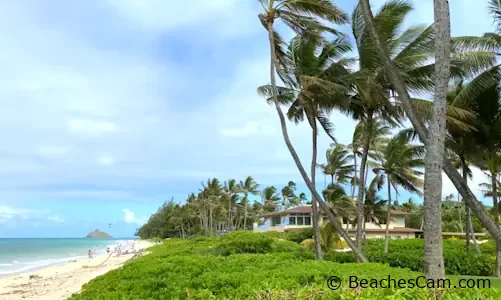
266, 20, 367, 263
352, 155, 358, 199
358, 0, 501, 253
356, 113, 373, 261
228, 192, 232, 231
462, 162, 480, 254
384, 179, 392, 253
492, 172, 500, 277
311, 116, 322, 259
243, 194, 248, 230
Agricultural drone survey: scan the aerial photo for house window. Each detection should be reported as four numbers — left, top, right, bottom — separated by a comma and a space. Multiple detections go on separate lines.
289, 213, 311, 226
272, 216, 281, 226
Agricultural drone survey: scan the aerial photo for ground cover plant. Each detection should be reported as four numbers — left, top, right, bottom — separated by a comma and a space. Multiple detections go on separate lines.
69, 232, 501, 299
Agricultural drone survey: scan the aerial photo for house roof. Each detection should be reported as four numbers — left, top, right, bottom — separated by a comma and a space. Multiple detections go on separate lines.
261, 205, 409, 217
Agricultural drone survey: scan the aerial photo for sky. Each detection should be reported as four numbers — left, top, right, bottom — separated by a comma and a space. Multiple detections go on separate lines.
0, 0, 496, 238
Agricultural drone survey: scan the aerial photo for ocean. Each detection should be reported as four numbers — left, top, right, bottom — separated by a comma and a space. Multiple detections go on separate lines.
0, 238, 136, 276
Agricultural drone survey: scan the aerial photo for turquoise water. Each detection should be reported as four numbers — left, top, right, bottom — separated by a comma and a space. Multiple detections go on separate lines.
0, 238, 136, 276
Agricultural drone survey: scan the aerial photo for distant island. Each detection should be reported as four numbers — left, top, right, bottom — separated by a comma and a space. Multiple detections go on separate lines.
86, 229, 112, 238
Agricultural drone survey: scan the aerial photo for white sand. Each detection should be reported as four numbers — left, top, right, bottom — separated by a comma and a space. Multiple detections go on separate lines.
0, 240, 155, 300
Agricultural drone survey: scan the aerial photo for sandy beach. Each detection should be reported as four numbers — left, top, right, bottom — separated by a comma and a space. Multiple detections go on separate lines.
0, 240, 154, 300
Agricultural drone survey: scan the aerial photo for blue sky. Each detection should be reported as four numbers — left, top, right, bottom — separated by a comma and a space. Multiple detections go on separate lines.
0, 0, 495, 238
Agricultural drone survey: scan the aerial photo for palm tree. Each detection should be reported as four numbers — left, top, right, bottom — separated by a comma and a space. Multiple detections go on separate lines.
318, 144, 354, 185
261, 186, 281, 213
258, 29, 354, 260
223, 179, 239, 231
358, 0, 501, 279
444, 81, 485, 254
371, 134, 424, 253
237, 176, 260, 230
257, 0, 367, 260
344, 1, 440, 252
361, 174, 387, 252
280, 181, 298, 208
322, 183, 356, 230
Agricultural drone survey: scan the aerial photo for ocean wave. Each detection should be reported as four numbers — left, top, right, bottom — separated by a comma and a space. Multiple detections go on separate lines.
0, 263, 13, 267
0, 255, 88, 276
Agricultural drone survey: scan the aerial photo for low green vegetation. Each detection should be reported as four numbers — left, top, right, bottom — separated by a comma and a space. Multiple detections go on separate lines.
69, 232, 500, 299
325, 239, 496, 276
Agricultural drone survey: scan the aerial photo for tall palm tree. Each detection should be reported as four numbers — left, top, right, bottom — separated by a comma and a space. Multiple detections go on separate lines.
318, 144, 354, 185
280, 181, 297, 208
323, 183, 356, 229
258, 0, 368, 262
445, 81, 484, 254
358, 0, 501, 279
237, 176, 260, 230
223, 179, 239, 231
465, 74, 501, 275
261, 186, 281, 213
345, 1, 438, 252
361, 174, 387, 252
371, 134, 424, 253
258, 30, 353, 260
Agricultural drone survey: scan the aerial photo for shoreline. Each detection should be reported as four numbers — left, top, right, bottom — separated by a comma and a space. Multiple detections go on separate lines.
0, 240, 154, 300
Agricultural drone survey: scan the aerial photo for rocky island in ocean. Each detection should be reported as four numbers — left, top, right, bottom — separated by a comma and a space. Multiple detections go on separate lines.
86, 229, 112, 238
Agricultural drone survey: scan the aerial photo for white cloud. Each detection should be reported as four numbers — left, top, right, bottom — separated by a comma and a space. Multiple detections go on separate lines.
97, 155, 115, 166
105, 0, 259, 37
0, 0, 495, 210
36, 145, 71, 157
122, 208, 146, 226
48, 216, 65, 223
220, 121, 275, 137
0, 206, 39, 223
67, 119, 119, 135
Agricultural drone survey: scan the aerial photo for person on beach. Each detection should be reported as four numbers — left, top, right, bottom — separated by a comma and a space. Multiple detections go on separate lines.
106, 247, 110, 254
88, 249, 93, 259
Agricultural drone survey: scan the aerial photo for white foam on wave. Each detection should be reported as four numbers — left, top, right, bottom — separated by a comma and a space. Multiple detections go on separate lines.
0, 263, 13, 267
0, 240, 130, 277
0, 254, 91, 276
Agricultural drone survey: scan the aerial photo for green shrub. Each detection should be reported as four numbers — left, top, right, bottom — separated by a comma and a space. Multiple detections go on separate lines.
285, 228, 313, 243
70, 238, 501, 300
300, 239, 314, 251
262, 231, 286, 239
213, 231, 302, 256
325, 239, 495, 276
69, 237, 501, 300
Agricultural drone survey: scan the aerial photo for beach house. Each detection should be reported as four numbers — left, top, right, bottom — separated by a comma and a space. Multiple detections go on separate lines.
252, 205, 422, 239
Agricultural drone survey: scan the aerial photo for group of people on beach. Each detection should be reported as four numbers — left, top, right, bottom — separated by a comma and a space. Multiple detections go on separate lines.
88, 241, 139, 259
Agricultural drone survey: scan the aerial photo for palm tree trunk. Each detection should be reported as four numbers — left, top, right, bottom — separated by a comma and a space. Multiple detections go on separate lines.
352, 155, 357, 199
243, 205, 247, 230
420, 0, 450, 280
358, 0, 501, 249
492, 172, 500, 277
462, 163, 470, 253
356, 112, 373, 261
228, 193, 232, 231
311, 116, 323, 259
363, 219, 368, 254
360, 0, 448, 280
384, 179, 392, 253
266, 19, 367, 263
